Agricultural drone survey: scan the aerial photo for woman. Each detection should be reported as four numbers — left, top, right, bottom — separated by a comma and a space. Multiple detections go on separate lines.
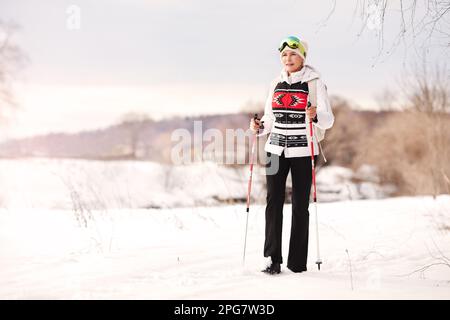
250, 35, 334, 274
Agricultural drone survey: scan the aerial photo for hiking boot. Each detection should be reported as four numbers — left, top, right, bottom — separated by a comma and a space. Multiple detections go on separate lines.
261, 262, 281, 275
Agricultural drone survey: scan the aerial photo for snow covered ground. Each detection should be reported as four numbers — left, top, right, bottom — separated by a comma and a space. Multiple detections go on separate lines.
1, 195, 449, 299
0, 158, 448, 299
0, 158, 394, 210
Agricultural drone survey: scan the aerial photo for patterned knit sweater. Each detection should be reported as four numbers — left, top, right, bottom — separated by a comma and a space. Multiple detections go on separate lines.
258, 65, 334, 158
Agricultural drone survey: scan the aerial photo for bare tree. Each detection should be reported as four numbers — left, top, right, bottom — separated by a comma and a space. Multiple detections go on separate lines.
321, 1, 450, 59
398, 60, 449, 113
365, 1, 448, 56
118, 112, 152, 159
373, 56, 449, 112
373, 88, 398, 111
0, 20, 26, 120
353, 60, 450, 196
401, 61, 450, 197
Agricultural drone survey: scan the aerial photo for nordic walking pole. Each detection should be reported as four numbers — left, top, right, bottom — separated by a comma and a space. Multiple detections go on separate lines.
307, 102, 322, 270
243, 113, 259, 265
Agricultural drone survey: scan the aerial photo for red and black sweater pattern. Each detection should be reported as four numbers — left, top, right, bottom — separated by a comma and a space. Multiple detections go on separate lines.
269, 81, 310, 148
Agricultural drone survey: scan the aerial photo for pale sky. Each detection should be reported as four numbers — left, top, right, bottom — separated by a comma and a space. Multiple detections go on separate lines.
0, 0, 446, 139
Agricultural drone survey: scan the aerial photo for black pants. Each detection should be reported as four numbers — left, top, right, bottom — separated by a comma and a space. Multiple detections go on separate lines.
264, 151, 317, 272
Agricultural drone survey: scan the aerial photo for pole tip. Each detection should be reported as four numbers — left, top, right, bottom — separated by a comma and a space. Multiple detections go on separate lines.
316, 260, 322, 271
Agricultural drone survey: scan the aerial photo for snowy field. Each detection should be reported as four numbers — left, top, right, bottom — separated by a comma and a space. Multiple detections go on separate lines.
0, 159, 449, 299
0, 196, 449, 299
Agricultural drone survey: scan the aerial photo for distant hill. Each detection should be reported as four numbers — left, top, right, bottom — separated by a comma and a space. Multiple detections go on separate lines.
0, 105, 395, 166
0, 112, 257, 163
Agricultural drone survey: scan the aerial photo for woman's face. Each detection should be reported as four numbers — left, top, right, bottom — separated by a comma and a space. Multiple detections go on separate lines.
281, 50, 304, 74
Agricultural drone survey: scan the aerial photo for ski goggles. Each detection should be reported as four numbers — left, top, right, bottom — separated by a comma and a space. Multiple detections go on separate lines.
278, 36, 307, 58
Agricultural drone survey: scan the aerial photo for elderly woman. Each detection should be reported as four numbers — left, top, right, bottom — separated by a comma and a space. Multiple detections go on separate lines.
250, 36, 334, 274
